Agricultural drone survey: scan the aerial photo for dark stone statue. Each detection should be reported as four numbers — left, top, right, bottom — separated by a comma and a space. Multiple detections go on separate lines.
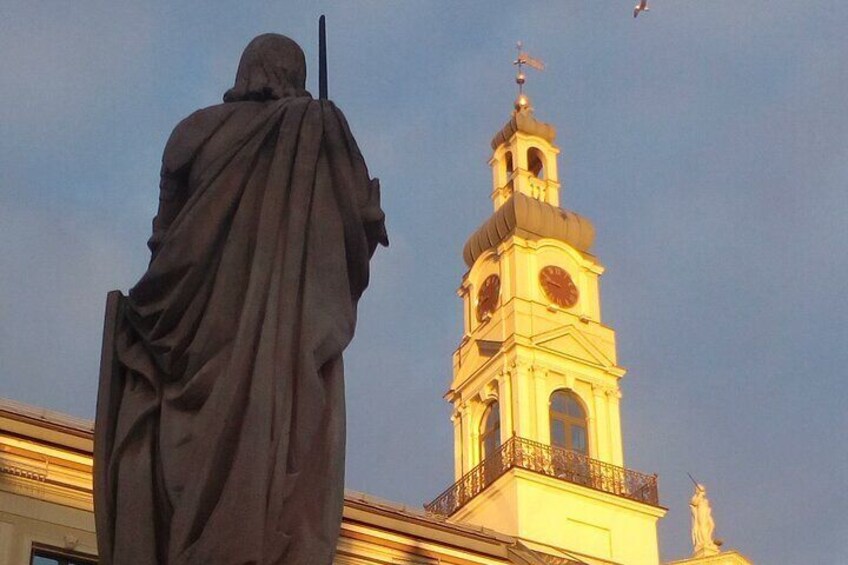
94, 34, 387, 565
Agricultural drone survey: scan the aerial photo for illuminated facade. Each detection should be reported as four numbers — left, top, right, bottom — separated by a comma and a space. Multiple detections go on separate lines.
0, 401, 97, 564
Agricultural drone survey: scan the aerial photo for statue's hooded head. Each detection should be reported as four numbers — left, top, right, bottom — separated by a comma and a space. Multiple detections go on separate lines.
224, 34, 308, 102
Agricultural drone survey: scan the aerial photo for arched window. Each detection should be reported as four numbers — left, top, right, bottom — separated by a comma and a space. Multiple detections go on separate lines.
549, 390, 587, 454
480, 401, 501, 460
527, 147, 545, 180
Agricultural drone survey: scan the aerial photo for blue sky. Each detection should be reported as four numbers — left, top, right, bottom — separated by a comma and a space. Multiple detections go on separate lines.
1, 2, 846, 563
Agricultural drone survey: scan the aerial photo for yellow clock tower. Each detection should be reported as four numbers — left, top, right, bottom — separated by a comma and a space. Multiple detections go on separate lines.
426, 94, 667, 564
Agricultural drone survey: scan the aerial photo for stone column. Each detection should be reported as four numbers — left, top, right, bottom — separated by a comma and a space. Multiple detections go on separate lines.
592, 384, 610, 462
606, 388, 624, 466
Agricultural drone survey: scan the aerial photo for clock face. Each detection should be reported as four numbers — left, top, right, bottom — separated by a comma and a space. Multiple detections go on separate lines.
476, 274, 501, 322
539, 265, 579, 308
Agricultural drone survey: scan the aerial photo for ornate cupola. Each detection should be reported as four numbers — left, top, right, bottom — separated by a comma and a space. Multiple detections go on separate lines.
490, 105, 560, 209
426, 49, 667, 565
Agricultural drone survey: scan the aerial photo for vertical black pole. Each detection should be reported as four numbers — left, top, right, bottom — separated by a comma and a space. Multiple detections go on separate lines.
319, 15, 328, 100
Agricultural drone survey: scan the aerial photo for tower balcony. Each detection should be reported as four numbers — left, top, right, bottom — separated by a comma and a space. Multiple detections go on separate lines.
425, 436, 660, 517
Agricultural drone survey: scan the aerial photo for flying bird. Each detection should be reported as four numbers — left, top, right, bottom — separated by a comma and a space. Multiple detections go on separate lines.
634, 0, 649, 17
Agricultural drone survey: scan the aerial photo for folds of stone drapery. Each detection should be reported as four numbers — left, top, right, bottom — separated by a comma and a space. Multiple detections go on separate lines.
96, 98, 385, 565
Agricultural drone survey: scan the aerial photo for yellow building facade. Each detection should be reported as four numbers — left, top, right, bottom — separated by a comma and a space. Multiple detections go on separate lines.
0, 400, 97, 564
0, 103, 753, 565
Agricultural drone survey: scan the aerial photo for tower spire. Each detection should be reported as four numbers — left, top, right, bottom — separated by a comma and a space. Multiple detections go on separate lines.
513, 41, 545, 111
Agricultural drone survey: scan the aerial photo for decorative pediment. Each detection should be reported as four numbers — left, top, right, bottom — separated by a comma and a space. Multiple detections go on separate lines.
532, 325, 614, 368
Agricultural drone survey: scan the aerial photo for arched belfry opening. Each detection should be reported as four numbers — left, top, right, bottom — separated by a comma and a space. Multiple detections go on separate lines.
504, 151, 514, 192
527, 147, 545, 180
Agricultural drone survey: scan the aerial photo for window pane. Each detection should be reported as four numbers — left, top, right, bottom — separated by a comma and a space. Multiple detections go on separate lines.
566, 396, 584, 418
32, 548, 97, 565
486, 403, 500, 429
572, 426, 587, 453
481, 402, 500, 459
550, 392, 567, 413
551, 419, 566, 447
483, 434, 499, 459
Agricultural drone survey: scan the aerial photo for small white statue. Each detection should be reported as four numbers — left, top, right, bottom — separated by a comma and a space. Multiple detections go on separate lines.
690, 484, 720, 556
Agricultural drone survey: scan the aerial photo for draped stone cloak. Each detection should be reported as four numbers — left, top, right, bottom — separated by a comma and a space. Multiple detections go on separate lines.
94, 90, 386, 564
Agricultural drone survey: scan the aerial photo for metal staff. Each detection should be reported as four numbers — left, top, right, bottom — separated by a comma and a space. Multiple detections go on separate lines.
319, 15, 328, 99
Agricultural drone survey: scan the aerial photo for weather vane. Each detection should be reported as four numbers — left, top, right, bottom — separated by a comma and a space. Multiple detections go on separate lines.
513, 41, 544, 110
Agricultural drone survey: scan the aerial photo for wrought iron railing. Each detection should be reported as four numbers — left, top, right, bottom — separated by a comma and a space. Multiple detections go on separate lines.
425, 436, 660, 517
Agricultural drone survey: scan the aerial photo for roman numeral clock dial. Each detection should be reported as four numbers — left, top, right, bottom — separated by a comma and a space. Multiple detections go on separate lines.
539, 265, 579, 308
476, 274, 501, 322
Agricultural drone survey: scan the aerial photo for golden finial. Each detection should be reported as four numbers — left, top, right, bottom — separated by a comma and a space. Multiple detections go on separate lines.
513, 41, 545, 111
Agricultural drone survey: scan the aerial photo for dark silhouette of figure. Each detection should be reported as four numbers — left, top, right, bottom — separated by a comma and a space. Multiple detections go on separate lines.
95, 34, 387, 565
